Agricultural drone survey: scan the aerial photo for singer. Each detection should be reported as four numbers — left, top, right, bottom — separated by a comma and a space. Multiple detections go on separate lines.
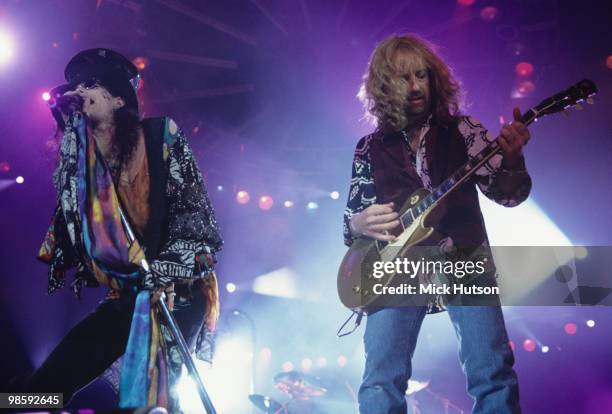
24, 48, 223, 411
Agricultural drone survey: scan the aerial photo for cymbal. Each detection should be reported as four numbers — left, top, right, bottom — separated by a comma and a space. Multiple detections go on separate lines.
406, 379, 430, 395
248, 394, 283, 413
273, 371, 327, 399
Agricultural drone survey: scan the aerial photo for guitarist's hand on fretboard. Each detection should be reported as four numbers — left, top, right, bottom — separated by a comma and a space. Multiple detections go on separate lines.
498, 107, 531, 168
349, 202, 401, 242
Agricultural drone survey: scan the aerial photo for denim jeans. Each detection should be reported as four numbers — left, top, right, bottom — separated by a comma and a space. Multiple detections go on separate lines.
358, 306, 520, 413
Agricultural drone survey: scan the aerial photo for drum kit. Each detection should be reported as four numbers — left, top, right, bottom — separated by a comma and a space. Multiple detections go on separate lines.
248, 371, 328, 414
248, 372, 464, 414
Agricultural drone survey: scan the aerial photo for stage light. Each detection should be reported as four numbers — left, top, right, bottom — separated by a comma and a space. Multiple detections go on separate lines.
575, 246, 588, 259
194, 338, 254, 413
259, 347, 272, 360
301, 358, 313, 371
42, 92, 51, 102
517, 80, 535, 96
282, 361, 294, 372
226, 282, 236, 293
457, 0, 476, 6
15, 176, 24, 184
522, 339, 536, 352
564, 322, 577, 335
132, 56, 148, 71
330, 191, 340, 200
307, 201, 319, 210
217, 185, 223, 191
480, 6, 500, 22
236, 190, 250, 204
337, 355, 348, 367
0, 31, 14, 65
586, 320, 595, 328
606, 55, 612, 69
541, 345, 550, 353
515, 62, 534, 77
258, 195, 274, 210
316, 357, 327, 367
252, 267, 298, 299
0, 161, 10, 173
284, 200, 294, 208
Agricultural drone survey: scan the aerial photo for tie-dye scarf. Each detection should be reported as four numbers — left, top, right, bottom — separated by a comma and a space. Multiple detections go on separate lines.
75, 117, 169, 408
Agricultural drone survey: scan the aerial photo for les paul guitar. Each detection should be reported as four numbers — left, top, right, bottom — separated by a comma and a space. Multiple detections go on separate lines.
337, 79, 598, 311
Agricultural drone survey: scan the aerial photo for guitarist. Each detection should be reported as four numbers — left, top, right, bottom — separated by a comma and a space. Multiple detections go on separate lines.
344, 34, 530, 413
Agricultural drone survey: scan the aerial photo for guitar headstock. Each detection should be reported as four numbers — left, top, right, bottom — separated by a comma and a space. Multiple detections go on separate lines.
528, 79, 598, 121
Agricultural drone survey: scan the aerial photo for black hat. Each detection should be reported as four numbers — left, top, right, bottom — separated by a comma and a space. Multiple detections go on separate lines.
63, 48, 140, 110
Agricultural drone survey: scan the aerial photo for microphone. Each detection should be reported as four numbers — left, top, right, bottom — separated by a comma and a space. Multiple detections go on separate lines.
47, 85, 83, 127
48, 93, 83, 114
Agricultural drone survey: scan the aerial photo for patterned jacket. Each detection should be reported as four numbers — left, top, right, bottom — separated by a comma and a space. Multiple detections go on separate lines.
38, 114, 223, 360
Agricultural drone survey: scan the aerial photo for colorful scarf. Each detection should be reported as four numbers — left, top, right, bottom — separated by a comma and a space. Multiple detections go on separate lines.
75, 118, 169, 408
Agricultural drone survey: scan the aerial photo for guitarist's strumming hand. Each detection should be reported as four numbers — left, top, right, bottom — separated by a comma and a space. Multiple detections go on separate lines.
498, 107, 531, 169
349, 202, 401, 242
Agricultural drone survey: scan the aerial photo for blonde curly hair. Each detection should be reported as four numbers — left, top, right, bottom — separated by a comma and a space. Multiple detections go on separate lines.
358, 34, 461, 132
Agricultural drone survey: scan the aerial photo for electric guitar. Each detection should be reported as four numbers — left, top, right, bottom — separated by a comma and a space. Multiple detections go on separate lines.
337, 79, 598, 310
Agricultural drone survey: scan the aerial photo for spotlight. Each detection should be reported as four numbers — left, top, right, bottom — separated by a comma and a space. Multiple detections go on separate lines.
42, 92, 51, 102
522, 339, 536, 352
564, 323, 577, 335
258, 195, 274, 210
284, 200, 294, 208
330, 191, 340, 200
517, 80, 535, 96
337, 355, 347, 367
217, 185, 224, 191
586, 320, 595, 328
15, 176, 24, 184
575, 246, 588, 259
480, 6, 500, 22
306, 201, 319, 210
226, 282, 236, 293
132, 56, 148, 71
0, 31, 14, 65
606, 55, 612, 69
301, 358, 313, 371
259, 347, 272, 360
515, 62, 534, 77
457, 0, 476, 6
316, 357, 327, 367
541, 345, 550, 353
236, 190, 250, 204
282, 361, 294, 372
0, 161, 10, 173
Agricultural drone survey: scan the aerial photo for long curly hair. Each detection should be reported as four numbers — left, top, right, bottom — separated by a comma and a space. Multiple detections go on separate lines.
358, 34, 462, 132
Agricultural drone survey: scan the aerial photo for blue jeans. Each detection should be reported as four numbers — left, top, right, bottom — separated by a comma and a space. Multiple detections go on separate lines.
358, 306, 520, 413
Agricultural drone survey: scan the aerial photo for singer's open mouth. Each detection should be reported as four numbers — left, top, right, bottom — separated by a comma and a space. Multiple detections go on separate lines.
89, 98, 95, 105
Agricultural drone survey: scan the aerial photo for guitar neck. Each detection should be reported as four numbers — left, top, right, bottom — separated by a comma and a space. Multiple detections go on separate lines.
400, 110, 538, 227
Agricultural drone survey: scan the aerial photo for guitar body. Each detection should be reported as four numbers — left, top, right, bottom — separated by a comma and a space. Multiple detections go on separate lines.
337, 188, 440, 310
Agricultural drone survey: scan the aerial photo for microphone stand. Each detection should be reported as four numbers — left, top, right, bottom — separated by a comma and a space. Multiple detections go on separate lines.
119, 208, 217, 414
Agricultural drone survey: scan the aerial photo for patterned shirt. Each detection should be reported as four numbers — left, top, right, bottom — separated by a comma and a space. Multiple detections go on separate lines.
343, 116, 531, 246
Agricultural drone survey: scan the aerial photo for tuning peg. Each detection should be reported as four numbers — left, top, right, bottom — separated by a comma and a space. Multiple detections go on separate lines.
586, 97, 595, 105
